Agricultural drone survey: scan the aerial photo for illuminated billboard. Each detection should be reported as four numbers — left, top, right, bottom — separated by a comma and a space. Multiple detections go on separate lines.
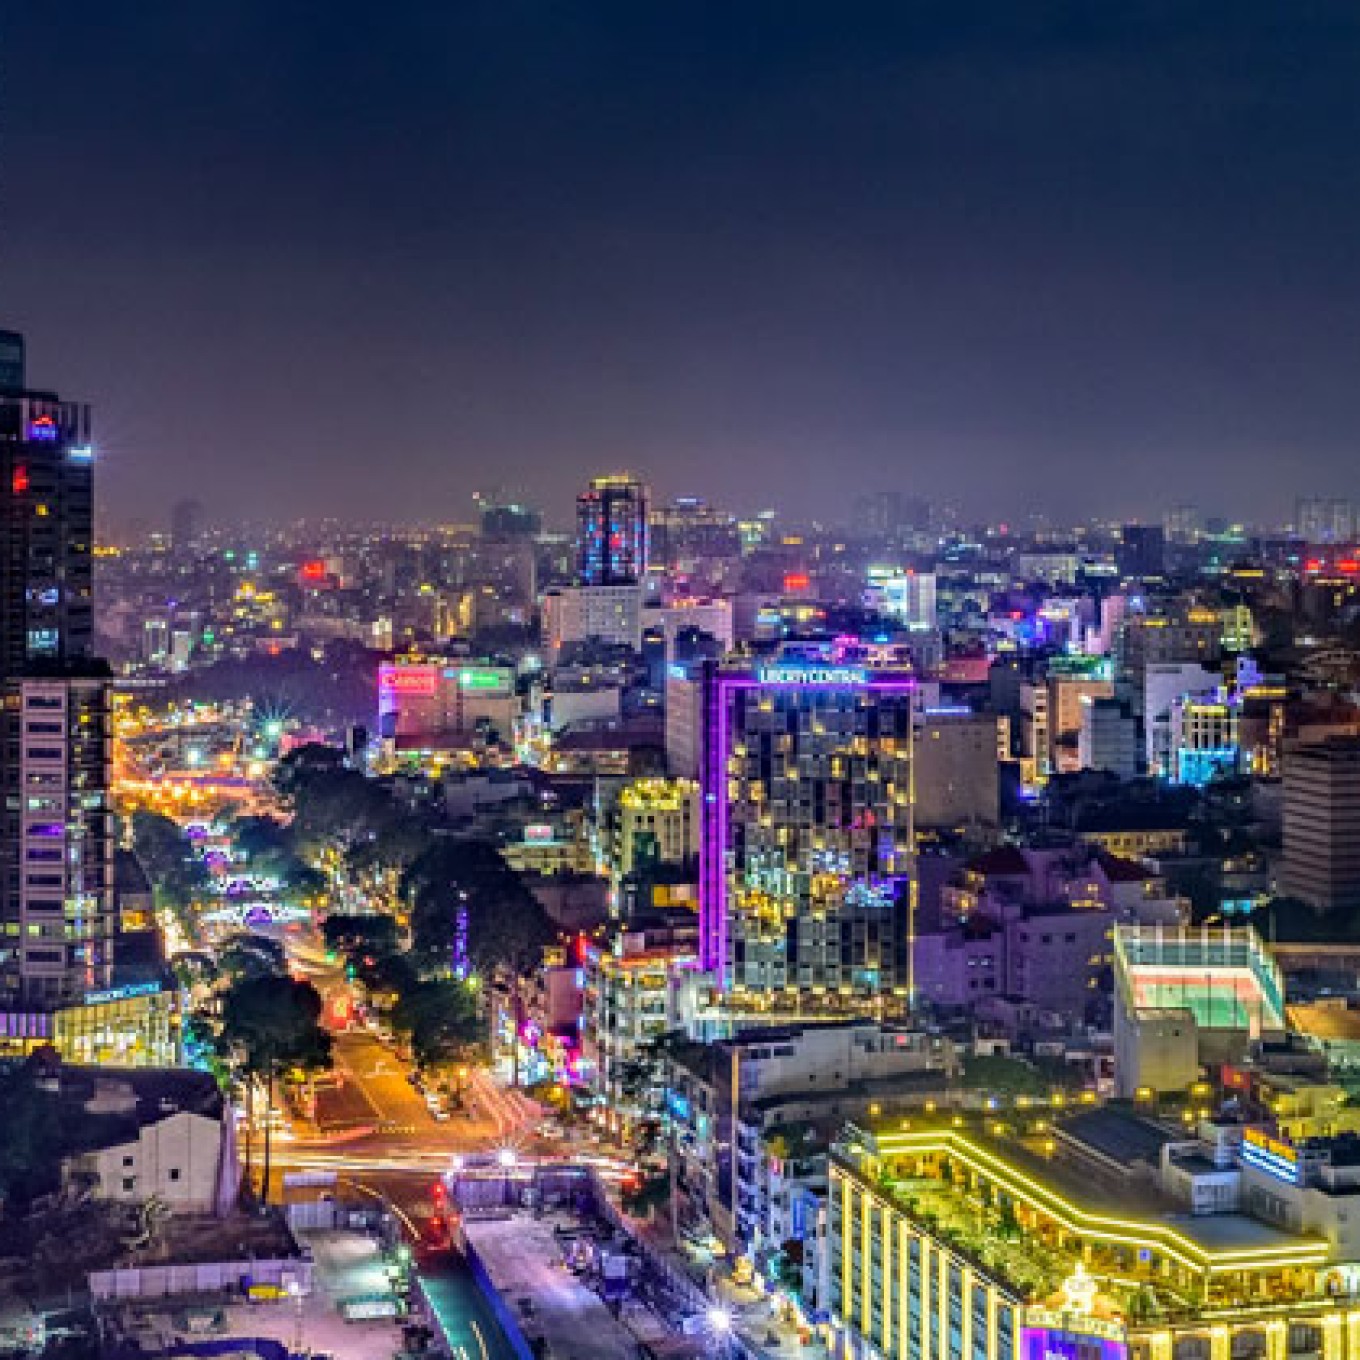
378, 664, 439, 697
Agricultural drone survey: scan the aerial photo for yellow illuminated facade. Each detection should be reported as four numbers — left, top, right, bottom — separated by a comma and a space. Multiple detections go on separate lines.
829, 1123, 1355, 1360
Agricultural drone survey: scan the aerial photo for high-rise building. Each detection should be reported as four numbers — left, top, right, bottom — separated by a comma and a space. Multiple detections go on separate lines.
1168, 690, 1241, 786
1077, 694, 1139, 779
576, 473, 649, 586
699, 646, 916, 1008
542, 583, 643, 659
1282, 736, 1360, 912
0, 330, 25, 391
1, 343, 115, 1009
912, 708, 999, 831
1117, 522, 1167, 578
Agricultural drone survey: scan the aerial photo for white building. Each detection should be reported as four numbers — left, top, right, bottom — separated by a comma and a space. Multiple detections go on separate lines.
62, 1069, 239, 1216
542, 584, 643, 659
866, 569, 937, 630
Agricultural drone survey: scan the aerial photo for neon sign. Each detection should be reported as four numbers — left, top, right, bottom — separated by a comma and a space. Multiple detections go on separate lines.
27, 415, 58, 442
756, 665, 868, 686
455, 668, 508, 690
378, 665, 439, 696
84, 981, 162, 1006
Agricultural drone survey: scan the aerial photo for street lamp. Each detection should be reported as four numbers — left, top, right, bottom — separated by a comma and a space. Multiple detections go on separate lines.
707, 1306, 733, 1359
498, 1147, 518, 1208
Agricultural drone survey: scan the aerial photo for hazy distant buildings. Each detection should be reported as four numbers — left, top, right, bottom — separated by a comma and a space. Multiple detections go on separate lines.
1297, 497, 1357, 545
170, 497, 203, 552
1282, 736, 1360, 912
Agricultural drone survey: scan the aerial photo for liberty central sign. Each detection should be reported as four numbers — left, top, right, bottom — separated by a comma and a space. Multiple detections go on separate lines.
756, 665, 868, 686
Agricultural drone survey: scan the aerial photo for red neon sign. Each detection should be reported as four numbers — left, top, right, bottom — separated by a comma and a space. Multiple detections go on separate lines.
301, 559, 327, 581
379, 666, 439, 696
784, 572, 811, 593
11, 466, 29, 494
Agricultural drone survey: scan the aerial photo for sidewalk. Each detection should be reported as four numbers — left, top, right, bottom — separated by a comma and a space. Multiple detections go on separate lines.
604, 1192, 830, 1360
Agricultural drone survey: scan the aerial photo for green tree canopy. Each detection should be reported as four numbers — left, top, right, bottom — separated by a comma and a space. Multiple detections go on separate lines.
404, 839, 555, 976
218, 973, 332, 1201
217, 931, 288, 983
390, 979, 483, 1068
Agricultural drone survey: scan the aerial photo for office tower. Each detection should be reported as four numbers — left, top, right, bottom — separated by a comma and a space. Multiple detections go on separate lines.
1117, 607, 1222, 709
1077, 695, 1139, 779
1297, 497, 1357, 545
851, 491, 930, 539
1117, 522, 1167, 578
866, 568, 937, 630
699, 646, 916, 1008
541, 583, 643, 659
912, 708, 999, 831
1168, 690, 1240, 785
0, 330, 24, 391
476, 493, 541, 540
1, 346, 115, 1008
648, 496, 741, 573
576, 473, 649, 585
1282, 736, 1360, 912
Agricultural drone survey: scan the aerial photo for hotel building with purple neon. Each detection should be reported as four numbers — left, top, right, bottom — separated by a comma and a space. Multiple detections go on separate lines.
699, 645, 917, 1009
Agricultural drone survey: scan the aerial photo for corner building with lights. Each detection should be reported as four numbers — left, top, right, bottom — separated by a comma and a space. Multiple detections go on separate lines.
700, 646, 916, 1010
829, 1118, 1360, 1360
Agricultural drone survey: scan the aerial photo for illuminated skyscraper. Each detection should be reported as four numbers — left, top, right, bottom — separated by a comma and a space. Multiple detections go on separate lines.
0, 336, 114, 1008
576, 473, 649, 586
699, 645, 916, 1009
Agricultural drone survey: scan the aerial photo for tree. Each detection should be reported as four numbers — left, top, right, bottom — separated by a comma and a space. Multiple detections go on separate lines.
0, 1064, 64, 1209
322, 913, 400, 958
218, 974, 332, 1201
129, 810, 210, 911
218, 931, 287, 984
405, 839, 555, 977
390, 979, 483, 1068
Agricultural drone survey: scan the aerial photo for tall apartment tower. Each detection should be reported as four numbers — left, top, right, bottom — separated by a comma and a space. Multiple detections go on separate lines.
699, 645, 916, 1010
576, 474, 649, 586
0, 336, 115, 1007
1282, 736, 1360, 913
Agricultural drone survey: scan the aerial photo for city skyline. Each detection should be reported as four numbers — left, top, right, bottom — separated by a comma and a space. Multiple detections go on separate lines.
6, 3, 1360, 526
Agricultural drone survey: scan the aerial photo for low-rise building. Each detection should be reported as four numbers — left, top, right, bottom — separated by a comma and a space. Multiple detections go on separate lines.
829, 1111, 1360, 1360
60, 1066, 238, 1215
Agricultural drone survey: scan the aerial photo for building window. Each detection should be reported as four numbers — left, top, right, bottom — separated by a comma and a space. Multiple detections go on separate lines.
169, 1168, 181, 1182
122, 1178, 136, 1192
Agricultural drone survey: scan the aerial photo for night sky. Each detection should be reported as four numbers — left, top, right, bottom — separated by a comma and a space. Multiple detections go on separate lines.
5, 3, 1360, 529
